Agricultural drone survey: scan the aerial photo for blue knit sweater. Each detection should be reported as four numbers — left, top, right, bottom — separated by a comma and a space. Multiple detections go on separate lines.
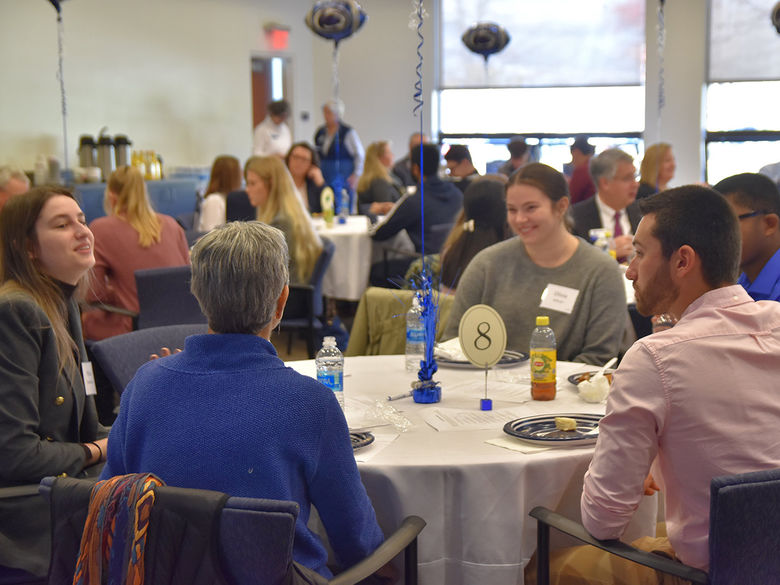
101, 334, 383, 576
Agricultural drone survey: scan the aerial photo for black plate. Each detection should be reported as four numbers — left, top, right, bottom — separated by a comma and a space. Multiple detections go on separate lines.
436, 349, 529, 369
566, 370, 615, 386
350, 432, 375, 451
503, 413, 603, 446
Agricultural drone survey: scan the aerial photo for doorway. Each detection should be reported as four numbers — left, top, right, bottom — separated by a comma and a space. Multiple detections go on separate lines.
251, 56, 292, 132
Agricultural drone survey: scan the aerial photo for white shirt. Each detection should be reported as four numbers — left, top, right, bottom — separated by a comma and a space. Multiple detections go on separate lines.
197, 193, 226, 232
253, 117, 292, 157
595, 194, 632, 236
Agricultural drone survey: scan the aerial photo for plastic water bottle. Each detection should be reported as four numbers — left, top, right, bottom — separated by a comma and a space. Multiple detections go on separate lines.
405, 296, 425, 372
530, 315, 556, 401
316, 336, 344, 409
338, 188, 349, 223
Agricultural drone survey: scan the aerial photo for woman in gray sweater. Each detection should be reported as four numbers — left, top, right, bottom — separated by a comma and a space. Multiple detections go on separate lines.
444, 163, 627, 365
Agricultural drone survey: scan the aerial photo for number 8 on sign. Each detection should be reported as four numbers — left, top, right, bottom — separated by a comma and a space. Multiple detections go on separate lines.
457, 304, 507, 368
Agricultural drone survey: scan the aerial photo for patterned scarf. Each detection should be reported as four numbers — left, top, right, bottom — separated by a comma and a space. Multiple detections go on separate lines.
73, 473, 164, 585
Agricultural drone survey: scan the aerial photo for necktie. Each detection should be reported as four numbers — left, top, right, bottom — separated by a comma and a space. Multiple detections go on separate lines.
613, 211, 623, 238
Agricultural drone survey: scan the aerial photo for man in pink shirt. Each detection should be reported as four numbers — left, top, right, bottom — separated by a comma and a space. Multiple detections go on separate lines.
534, 185, 780, 584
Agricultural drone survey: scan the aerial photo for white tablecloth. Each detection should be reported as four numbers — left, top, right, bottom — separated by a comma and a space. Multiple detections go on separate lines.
288, 356, 657, 585
313, 216, 372, 301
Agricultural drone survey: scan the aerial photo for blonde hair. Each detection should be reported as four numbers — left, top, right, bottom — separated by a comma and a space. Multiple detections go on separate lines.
639, 143, 672, 188
357, 141, 391, 193
0, 187, 89, 377
244, 156, 322, 282
105, 166, 161, 247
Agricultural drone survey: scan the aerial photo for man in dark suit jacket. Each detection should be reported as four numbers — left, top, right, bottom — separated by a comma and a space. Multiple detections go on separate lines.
570, 148, 641, 261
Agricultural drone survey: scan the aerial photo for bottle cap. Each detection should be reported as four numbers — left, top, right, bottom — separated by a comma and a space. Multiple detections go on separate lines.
536, 315, 549, 326
323, 336, 336, 347
411, 296, 420, 309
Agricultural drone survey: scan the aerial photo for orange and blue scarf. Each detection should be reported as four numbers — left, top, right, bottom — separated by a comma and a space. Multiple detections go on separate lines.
72, 473, 164, 585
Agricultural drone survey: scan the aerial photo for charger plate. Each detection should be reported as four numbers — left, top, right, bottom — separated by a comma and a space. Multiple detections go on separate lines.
503, 413, 603, 446
350, 432, 375, 451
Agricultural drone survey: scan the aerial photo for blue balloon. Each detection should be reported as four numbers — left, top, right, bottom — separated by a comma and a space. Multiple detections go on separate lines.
305, 1, 367, 44
461, 22, 511, 62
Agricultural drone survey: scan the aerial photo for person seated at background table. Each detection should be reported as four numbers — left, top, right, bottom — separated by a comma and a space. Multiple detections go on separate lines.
392, 132, 428, 187
244, 155, 322, 284
82, 166, 190, 341
285, 141, 325, 213
497, 136, 530, 177
357, 140, 404, 216
370, 143, 463, 284
0, 165, 30, 213
196, 155, 242, 232
444, 144, 479, 193
526, 186, 780, 584
444, 163, 626, 365
99, 221, 387, 580
567, 136, 596, 204
0, 187, 108, 579
438, 174, 510, 293
714, 172, 780, 301
570, 148, 641, 262
636, 142, 676, 200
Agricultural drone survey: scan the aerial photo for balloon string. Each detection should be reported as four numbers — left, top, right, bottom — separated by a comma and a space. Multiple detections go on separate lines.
57, 13, 69, 173
657, 0, 666, 139
332, 42, 343, 212
415, 0, 425, 262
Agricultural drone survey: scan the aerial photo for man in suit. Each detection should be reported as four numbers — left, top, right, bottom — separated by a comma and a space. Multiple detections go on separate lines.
570, 148, 641, 261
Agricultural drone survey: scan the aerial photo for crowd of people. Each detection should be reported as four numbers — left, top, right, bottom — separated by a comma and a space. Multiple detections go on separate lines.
2, 95, 780, 584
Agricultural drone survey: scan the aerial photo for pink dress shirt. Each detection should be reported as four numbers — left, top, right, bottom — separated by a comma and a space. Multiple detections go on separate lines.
582, 285, 780, 570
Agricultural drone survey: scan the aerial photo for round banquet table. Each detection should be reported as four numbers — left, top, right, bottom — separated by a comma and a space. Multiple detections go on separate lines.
287, 355, 657, 585
312, 216, 372, 301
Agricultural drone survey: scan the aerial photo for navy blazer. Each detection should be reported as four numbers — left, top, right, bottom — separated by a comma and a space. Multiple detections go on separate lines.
569, 196, 643, 241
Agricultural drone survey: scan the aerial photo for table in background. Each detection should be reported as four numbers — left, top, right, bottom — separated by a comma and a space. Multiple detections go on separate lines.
289, 356, 657, 585
312, 216, 372, 301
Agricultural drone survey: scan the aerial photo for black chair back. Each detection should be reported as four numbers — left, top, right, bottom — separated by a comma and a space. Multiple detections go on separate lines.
134, 265, 207, 329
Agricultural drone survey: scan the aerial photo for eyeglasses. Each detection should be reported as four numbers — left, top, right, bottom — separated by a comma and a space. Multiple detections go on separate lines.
737, 210, 773, 220
289, 153, 312, 164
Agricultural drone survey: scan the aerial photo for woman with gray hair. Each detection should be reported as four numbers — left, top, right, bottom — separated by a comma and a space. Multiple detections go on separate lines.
100, 221, 386, 579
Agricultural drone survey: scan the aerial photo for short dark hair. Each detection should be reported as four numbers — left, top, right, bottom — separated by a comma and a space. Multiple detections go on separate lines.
411, 144, 441, 178
638, 185, 740, 288
571, 136, 595, 156
507, 137, 528, 158
444, 144, 471, 164
712, 172, 780, 216
268, 99, 290, 118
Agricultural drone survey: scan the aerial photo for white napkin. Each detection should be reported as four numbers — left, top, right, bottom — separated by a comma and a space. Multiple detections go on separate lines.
354, 433, 400, 463
434, 337, 466, 361
485, 436, 553, 454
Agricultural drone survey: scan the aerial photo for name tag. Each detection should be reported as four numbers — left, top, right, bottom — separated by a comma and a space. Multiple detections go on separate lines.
539, 284, 580, 314
81, 361, 97, 396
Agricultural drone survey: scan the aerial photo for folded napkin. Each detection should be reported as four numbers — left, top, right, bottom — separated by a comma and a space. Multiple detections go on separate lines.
434, 337, 467, 361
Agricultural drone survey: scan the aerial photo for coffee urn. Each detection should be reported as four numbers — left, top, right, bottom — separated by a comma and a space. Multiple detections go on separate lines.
97, 135, 115, 182
114, 135, 132, 168
78, 135, 97, 168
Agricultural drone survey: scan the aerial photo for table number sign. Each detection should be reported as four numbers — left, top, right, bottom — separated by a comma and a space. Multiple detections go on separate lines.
457, 304, 507, 410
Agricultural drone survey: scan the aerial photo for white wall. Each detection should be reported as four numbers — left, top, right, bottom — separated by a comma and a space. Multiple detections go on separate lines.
0, 0, 317, 170
310, 0, 437, 161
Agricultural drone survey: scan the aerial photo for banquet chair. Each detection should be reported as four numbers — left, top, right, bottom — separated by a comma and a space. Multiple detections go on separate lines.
0, 485, 47, 585
89, 323, 208, 394
529, 467, 780, 585
279, 237, 335, 358
40, 476, 425, 585
345, 287, 455, 356
134, 265, 207, 329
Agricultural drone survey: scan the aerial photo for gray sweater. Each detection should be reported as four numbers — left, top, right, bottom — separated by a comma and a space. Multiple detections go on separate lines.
443, 237, 626, 365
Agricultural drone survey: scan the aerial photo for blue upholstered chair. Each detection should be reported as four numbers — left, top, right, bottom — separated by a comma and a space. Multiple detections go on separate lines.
40, 476, 425, 585
134, 265, 207, 330
529, 467, 780, 585
89, 323, 208, 394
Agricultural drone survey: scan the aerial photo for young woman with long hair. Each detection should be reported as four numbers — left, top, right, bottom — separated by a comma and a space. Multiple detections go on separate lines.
0, 187, 108, 577
244, 156, 322, 283
285, 142, 326, 213
357, 140, 403, 215
443, 163, 627, 365
197, 155, 242, 231
82, 165, 190, 340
